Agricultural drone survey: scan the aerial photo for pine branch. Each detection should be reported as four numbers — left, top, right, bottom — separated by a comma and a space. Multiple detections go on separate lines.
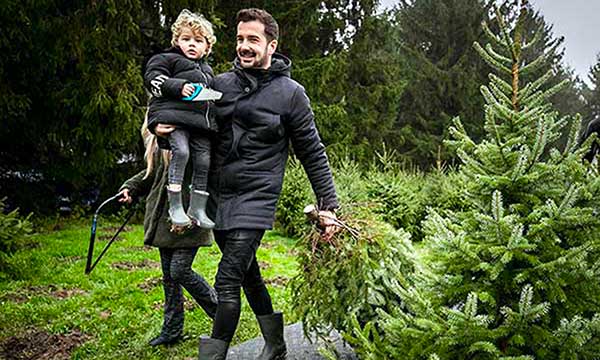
474, 42, 513, 75
482, 20, 509, 50
485, 43, 513, 67
562, 114, 582, 156
520, 69, 553, 101
489, 82, 515, 108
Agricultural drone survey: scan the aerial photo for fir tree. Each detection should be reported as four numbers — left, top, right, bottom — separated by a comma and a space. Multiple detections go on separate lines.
0, 0, 148, 212
393, 0, 492, 168
349, 1, 600, 358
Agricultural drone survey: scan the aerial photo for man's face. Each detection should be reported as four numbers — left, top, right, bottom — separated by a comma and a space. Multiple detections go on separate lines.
236, 20, 277, 69
176, 27, 208, 60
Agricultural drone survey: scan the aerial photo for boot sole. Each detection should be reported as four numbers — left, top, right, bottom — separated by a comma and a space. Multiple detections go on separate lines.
273, 352, 287, 360
188, 216, 215, 229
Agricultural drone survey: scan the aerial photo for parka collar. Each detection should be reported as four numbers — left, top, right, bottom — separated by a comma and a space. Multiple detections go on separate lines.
233, 53, 291, 89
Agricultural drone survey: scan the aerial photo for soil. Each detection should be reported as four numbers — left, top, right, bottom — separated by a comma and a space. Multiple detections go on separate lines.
98, 234, 120, 241
99, 310, 111, 320
0, 328, 90, 360
138, 277, 162, 293
264, 276, 289, 287
99, 225, 133, 233
125, 246, 153, 252
96, 225, 133, 241
110, 259, 160, 271
151, 297, 198, 311
1, 285, 88, 304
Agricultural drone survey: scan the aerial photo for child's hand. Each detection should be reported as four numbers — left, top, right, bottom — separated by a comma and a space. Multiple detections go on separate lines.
182, 83, 196, 97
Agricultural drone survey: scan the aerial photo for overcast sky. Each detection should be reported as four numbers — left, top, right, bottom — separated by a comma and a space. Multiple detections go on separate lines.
379, 0, 600, 84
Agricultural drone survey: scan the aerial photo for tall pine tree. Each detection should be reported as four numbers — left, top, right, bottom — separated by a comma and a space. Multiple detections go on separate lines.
394, 0, 492, 168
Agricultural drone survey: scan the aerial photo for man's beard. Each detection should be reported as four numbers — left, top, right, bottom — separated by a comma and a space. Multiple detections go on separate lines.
238, 46, 268, 68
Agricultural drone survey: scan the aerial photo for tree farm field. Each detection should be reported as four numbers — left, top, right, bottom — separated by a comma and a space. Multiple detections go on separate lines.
0, 221, 298, 359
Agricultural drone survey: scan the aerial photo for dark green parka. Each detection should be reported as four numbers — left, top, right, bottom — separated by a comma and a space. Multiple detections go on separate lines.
120, 151, 213, 248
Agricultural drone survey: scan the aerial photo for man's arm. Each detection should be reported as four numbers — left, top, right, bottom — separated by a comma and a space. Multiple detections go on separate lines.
287, 85, 339, 237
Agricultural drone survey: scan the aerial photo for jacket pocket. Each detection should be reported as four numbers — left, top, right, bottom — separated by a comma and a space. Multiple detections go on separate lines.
253, 114, 285, 144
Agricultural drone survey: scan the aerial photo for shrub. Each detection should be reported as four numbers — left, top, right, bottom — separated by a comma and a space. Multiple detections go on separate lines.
421, 170, 468, 215
0, 197, 34, 279
276, 157, 371, 239
366, 168, 427, 240
275, 158, 313, 238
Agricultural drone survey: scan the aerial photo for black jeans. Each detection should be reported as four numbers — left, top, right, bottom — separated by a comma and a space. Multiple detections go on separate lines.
158, 247, 218, 339
167, 128, 211, 191
211, 229, 274, 342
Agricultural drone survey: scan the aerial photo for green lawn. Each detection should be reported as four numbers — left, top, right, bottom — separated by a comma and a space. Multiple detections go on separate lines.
0, 220, 298, 359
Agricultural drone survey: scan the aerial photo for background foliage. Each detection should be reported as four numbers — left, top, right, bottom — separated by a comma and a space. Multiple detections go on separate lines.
1, 0, 597, 215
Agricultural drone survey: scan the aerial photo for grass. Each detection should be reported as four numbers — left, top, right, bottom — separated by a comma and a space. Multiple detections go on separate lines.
0, 219, 299, 359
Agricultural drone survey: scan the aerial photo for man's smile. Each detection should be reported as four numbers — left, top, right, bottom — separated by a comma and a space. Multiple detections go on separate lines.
238, 50, 256, 61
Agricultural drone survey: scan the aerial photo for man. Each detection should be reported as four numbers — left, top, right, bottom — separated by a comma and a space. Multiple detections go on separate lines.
580, 116, 600, 163
174, 7, 338, 360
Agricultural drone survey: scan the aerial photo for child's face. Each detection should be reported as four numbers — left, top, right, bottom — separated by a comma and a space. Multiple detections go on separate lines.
176, 27, 208, 60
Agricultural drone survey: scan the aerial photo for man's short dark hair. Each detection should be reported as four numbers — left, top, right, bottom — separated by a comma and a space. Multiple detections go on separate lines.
236, 8, 279, 42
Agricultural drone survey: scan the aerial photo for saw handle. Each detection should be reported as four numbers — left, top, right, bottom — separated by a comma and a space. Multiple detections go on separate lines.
182, 83, 203, 101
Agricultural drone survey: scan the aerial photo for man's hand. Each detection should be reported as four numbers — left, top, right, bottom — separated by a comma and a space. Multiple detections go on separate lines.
155, 123, 176, 137
182, 83, 195, 97
118, 189, 133, 204
318, 210, 339, 240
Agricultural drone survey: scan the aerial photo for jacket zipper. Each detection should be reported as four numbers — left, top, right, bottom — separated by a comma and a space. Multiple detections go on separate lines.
205, 104, 211, 129
197, 62, 211, 129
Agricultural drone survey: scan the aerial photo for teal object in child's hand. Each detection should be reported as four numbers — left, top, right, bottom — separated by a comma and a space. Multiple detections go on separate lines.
182, 83, 203, 101
181, 83, 223, 102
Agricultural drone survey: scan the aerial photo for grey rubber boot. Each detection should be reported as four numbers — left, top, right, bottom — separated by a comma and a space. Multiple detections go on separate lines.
167, 189, 192, 227
256, 312, 287, 360
187, 190, 215, 229
198, 337, 229, 360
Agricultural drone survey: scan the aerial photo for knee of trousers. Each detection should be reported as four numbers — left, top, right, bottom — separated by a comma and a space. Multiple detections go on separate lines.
170, 266, 194, 284
215, 285, 241, 304
242, 280, 267, 295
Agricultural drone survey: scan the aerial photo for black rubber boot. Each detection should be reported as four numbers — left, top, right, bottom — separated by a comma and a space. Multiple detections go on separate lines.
198, 337, 229, 360
149, 279, 184, 346
167, 189, 192, 227
148, 334, 182, 346
256, 312, 287, 360
187, 190, 215, 229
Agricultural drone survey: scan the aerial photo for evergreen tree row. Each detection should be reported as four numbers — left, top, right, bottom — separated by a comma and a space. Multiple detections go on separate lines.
0, 0, 597, 213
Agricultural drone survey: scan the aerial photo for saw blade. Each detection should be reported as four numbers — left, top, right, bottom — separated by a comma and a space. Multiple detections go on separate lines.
182, 84, 223, 101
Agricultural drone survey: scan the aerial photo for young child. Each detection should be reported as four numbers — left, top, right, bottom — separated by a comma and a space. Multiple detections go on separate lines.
144, 9, 219, 230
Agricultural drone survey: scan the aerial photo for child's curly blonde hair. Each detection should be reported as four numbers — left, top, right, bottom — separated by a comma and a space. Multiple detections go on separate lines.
171, 9, 217, 55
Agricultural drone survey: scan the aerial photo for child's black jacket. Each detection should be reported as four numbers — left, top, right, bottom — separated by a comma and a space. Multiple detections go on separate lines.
144, 47, 217, 134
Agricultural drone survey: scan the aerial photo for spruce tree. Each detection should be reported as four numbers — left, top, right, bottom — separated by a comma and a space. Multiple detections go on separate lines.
352, 1, 600, 358
393, 0, 491, 168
